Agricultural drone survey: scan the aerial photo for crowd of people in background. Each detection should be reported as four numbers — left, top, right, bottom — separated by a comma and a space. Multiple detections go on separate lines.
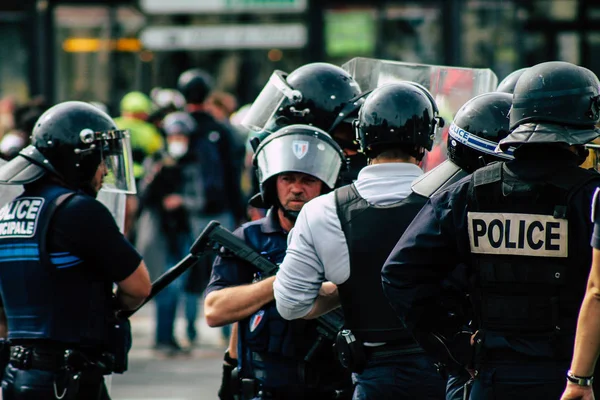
0, 69, 259, 358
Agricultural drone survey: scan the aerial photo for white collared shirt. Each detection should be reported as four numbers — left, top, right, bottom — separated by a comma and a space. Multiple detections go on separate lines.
274, 162, 423, 320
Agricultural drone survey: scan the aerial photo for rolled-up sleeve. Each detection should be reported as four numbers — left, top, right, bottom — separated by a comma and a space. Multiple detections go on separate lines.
274, 193, 350, 320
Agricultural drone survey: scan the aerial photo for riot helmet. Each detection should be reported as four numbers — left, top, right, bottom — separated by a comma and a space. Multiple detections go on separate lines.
498, 61, 600, 151
355, 82, 443, 159
241, 63, 362, 135
0, 101, 136, 195
496, 68, 528, 94
447, 92, 514, 173
251, 124, 345, 218
177, 68, 214, 104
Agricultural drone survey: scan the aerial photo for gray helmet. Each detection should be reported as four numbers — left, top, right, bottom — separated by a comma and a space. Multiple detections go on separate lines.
498, 61, 600, 151
496, 68, 528, 94
251, 124, 345, 208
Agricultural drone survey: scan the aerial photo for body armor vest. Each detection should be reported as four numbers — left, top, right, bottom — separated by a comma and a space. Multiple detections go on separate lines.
335, 184, 427, 343
238, 217, 344, 389
0, 184, 112, 346
467, 162, 600, 344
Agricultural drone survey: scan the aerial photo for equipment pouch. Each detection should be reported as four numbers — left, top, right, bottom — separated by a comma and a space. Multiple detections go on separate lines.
335, 330, 367, 374
106, 315, 132, 374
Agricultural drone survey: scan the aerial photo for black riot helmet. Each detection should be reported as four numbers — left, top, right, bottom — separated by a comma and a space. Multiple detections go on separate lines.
251, 124, 345, 217
499, 61, 600, 150
242, 63, 362, 135
496, 68, 528, 94
447, 92, 514, 173
177, 68, 214, 104
355, 82, 444, 159
0, 101, 136, 195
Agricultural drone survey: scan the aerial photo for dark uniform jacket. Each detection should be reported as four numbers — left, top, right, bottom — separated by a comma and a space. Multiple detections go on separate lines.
382, 148, 600, 363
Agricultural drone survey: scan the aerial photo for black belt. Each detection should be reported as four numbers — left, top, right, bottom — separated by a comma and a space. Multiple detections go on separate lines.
9, 346, 66, 371
363, 342, 425, 359
9, 345, 111, 373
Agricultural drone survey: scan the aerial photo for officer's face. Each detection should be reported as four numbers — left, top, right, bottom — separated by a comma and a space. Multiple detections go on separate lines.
91, 160, 108, 195
276, 172, 323, 211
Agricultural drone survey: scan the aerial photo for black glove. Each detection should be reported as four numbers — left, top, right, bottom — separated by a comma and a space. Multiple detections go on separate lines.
218, 350, 238, 400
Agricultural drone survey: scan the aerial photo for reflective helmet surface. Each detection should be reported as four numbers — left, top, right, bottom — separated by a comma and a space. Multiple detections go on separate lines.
253, 124, 345, 207
242, 63, 362, 135
511, 61, 600, 129
447, 92, 514, 172
498, 61, 600, 150
496, 68, 528, 94
355, 82, 441, 157
177, 68, 214, 104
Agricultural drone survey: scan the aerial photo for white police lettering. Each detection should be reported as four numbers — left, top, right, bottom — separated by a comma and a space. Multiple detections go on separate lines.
0, 197, 44, 238
467, 212, 568, 257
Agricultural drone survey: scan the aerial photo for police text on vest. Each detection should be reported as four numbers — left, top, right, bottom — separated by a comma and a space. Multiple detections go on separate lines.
0, 198, 44, 238
467, 212, 568, 257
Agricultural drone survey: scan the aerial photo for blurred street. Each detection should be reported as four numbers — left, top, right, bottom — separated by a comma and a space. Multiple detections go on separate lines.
110, 300, 226, 400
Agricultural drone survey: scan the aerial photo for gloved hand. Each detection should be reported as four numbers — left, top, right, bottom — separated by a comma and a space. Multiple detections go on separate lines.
218, 350, 238, 400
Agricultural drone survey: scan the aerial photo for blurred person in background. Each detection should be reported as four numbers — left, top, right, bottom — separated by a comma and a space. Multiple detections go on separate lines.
0, 96, 49, 161
136, 111, 208, 356
114, 91, 165, 238
177, 68, 246, 342
113, 91, 164, 182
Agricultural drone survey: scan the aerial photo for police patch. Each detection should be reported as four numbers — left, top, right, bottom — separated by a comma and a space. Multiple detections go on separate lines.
467, 212, 568, 257
0, 197, 44, 239
292, 140, 309, 160
249, 310, 265, 332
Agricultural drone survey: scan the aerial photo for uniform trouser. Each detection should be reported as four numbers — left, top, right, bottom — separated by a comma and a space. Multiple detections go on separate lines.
351, 353, 446, 400
446, 371, 473, 400
469, 362, 566, 400
1, 364, 110, 400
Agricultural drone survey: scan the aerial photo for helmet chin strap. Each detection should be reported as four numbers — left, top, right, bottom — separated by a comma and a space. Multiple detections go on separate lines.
281, 207, 300, 222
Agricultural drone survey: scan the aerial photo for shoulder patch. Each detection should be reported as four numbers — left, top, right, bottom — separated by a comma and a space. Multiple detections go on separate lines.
0, 197, 45, 238
467, 212, 568, 258
249, 309, 265, 332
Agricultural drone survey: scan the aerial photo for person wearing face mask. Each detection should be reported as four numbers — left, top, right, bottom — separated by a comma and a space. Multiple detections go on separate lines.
137, 111, 208, 355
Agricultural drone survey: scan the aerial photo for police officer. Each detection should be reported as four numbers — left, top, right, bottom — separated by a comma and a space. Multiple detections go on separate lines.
559, 191, 600, 399
241, 62, 367, 185
273, 82, 447, 399
381, 61, 600, 400
204, 124, 351, 400
411, 91, 514, 400
0, 101, 152, 399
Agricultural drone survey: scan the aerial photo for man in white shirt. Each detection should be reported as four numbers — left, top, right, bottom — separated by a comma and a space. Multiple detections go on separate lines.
274, 82, 447, 399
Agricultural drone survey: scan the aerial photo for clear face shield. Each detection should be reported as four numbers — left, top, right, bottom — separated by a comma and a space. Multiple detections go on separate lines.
82, 129, 136, 194
241, 70, 303, 134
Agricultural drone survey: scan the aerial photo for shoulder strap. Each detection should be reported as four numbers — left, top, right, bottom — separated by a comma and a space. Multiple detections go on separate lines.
467, 162, 503, 212
334, 184, 365, 230
38, 192, 78, 269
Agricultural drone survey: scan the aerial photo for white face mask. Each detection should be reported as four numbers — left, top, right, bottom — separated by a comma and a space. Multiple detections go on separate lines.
168, 141, 188, 159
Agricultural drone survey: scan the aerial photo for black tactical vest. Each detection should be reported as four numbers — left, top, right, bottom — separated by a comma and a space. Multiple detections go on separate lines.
335, 184, 427, 343
467, 162, 600, 340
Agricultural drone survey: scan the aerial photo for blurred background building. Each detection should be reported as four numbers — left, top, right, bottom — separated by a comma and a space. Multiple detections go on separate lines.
0, 0, 598, 113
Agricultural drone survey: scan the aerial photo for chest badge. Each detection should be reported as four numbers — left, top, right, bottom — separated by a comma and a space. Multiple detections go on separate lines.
249, 310, 265, 332
292, 140, 309, 160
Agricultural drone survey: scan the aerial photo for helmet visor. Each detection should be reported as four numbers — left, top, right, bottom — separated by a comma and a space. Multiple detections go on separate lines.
255, 132, 343, 190
241, 71, 300, 134
100, 130, 136, 194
